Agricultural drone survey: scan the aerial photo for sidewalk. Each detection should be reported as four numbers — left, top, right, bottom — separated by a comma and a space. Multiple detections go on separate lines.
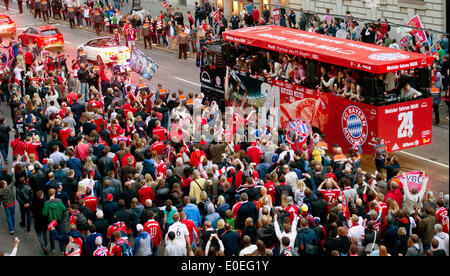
44, 6, 196, 59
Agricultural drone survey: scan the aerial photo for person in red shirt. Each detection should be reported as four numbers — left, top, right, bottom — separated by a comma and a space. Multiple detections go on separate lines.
59, 122, 72, 148
143, 210, 162, 255
109, 231, 132, 256
264, 173, 276, 202
138, 182, 155, 205
189, 143, 206, 167
284, 197, 300, 224
384, 181, 403, 209
247, 141, 263, 164
99, 63, 110, 94
252, 6, 260, 25
375, 193, 388, 230
152, 120, 168, 142
25, 135, 41, 161
150, 135, 165, 156
317, 178, 341, 213
67, 90, 79, 106
10, 133, 26, 157
180, 211, 199, 247
83, 188, 98, 214
24, 50, 34, 71
121, 148, 136, 167
436, 198, 449, 233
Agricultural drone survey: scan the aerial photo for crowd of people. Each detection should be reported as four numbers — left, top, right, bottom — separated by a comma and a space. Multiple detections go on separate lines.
0, 0, 448, 257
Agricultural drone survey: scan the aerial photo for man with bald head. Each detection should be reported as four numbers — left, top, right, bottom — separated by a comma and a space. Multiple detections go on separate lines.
239, 235, 258, 256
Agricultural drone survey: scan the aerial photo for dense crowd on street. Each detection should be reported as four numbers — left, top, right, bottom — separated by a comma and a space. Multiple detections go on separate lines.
0, 0, 448, 257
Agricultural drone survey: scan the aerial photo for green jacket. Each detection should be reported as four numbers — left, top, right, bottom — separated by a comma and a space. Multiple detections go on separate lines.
42, 198, 66, 222
0, 185, 15, 208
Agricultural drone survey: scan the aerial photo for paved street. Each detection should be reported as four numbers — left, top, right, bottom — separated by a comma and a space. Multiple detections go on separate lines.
0, 4, 448, 255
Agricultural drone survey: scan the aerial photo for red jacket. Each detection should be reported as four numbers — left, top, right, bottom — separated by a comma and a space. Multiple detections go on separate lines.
143, 220, 162, 247
181, 218, 199, 245
84, 196, 98, 213
384, 188, 403, 209
138, 186, 154, 205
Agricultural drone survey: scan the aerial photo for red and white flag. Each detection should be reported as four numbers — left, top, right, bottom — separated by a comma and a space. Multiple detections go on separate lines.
406, 15, 427, 43
163, 1, 168, 8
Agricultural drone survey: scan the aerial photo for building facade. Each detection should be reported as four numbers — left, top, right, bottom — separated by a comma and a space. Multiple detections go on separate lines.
150, 0, 447, 33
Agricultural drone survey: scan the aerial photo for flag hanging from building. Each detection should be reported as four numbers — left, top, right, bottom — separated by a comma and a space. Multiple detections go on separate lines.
163, 1, 169, 8
406, 15, 427, 43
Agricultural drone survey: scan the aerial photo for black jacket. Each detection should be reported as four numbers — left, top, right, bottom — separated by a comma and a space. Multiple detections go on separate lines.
16, 183, 33, 206
235, 202, 258, 230
221, 230, 241, 256
114, 208, 136, 230
256, 224, 276, 248
31, 197, 48, 232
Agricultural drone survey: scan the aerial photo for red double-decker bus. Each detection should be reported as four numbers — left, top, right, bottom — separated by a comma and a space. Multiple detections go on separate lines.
197, 25, 435, 153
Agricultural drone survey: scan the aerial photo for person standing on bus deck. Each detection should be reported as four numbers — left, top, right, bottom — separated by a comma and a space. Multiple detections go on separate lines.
252, 5, 260, 26
430, 80, 441, 125
263, 6, 270, 24
373, 137, 388, 173
400, 83, 422, 100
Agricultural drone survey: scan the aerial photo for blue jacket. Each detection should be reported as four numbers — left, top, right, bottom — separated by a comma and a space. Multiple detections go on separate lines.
205, 212, 221, 229
295, 227, 318, 253
217, 203, 230, 219
85, 233, 103, 255
67, 158, 82, 179
183, 204, 202, 227
103, 201, 120, 224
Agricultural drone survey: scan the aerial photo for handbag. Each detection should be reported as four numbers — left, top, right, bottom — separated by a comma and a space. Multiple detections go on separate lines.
304, 243, 319, 256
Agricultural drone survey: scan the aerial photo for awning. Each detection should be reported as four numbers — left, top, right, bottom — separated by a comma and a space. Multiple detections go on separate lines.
222, 25, 435, 74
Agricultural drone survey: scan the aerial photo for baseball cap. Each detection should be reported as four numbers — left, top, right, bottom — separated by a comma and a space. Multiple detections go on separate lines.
106, 194, 113, 201
300, 204, 308, 213
314, 217, 321, 225
272, 154, 279, 164
250, 141, 257, 147
136, 224, 144, 232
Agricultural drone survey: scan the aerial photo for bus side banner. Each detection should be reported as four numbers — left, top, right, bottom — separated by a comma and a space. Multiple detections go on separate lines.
277, 82, 432, 153
225, 70, 432, 154
376, 98, 433, 152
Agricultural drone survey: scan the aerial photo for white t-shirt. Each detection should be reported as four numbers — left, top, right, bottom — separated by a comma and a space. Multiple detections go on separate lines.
239, 245, 258, 256
348, 224, 365, 246
165, 222, 189, 245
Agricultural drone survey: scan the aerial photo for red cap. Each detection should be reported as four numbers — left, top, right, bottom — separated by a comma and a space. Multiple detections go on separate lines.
251, 141, 257, 146
234, 144, 241, 152
106, 194, 113, 201
252, 170, 259, 180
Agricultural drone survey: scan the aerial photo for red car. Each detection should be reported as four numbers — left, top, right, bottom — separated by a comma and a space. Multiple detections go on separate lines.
18, 25, 64, 50
0, 14, 16, 36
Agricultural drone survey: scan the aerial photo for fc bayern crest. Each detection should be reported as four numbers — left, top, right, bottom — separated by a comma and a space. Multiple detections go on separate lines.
286, 119, 311, 140
342, 106, 368, 146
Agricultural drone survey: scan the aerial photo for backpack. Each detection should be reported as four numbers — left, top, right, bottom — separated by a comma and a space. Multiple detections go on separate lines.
117, 240, 133, 256
76, 212, 89, 231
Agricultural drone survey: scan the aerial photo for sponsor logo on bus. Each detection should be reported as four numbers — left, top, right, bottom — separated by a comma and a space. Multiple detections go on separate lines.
421, 130, 431, 137
368, 53, 410, 61
391, 143, 399, 151
342, 105, 369, 146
